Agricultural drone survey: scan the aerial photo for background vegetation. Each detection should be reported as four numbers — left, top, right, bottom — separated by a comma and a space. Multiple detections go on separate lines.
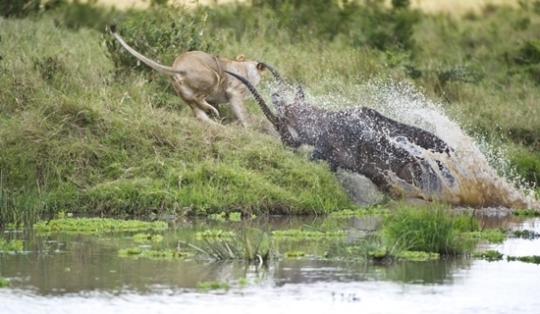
1, 0, 539, 226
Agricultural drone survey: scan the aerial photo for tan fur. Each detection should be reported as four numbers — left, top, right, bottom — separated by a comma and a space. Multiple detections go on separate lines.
110, 26, 265, 127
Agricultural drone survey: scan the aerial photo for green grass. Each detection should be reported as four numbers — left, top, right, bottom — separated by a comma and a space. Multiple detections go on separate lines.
381, 204, 479, 255
0, 16, 354, 223
190, 228, 274, 262
2, 1, 540, 224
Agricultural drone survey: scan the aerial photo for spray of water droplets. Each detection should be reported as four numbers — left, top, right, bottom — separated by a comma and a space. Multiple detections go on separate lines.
262, 78, 539, 210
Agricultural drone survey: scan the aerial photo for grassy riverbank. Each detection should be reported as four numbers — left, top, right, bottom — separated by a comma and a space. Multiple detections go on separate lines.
0, 16, 354, 223
1, 1, 540, 225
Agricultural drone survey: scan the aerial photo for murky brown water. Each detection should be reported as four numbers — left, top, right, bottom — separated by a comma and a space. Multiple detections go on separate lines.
1, 214, 539, 313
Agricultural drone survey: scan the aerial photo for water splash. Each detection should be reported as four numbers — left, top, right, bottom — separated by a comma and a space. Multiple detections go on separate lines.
265, 79, 539, 210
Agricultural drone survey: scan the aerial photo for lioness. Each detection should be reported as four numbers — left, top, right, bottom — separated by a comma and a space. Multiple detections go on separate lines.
110, 24, 266, 127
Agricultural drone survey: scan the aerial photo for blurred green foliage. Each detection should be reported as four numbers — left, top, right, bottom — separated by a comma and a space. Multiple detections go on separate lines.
0, 0, 65, 18
103, 4, 221, 77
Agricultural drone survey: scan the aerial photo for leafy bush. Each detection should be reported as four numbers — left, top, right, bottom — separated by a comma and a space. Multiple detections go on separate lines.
0, 0, 64, 18
214, 0, 419, 50
104, 4, 221, 76
251, 0, 349, 41
346, 0, 420, 52
51, 0, 118, 32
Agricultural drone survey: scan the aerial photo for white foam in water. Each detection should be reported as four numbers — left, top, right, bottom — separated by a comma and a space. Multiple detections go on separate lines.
269, 79, 539, 210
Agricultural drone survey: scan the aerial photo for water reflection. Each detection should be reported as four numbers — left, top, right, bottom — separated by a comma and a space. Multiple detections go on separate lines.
1, 215, 539, 313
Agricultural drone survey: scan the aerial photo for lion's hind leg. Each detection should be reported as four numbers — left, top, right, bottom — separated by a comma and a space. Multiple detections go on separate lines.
172, 80, 220, 125
193, 97, 220, 118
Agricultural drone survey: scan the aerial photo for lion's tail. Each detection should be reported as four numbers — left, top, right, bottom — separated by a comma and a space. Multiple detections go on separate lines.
109, 24, 181, 76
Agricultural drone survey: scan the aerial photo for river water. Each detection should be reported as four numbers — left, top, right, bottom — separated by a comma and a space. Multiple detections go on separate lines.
1, 214, 539, 314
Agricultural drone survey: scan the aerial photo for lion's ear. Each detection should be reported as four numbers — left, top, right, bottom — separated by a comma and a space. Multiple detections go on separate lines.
235, 54, 246, 61
256, 62, 266, 71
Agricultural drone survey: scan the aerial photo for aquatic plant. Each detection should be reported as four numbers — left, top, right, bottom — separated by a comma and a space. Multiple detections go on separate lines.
329, 205, 390, 218
228, 212, 242, 222
473, 250, 504, 262
396, 250, 440, 261
466, 228, 507, 244
0, 238, 23, 252
507, 255, 540, 264
118, 247, 187, 260
272, 229, 346, 240
513, 209, 540, 217
0, 276, 8, 288
511, 229, 540, 240
3, 222, 25, 230
381, 204, 479, 255
238, 277, 248, 287
132, 233, 164, 243
196, 229, 236, 240
284, 251, 306, 259
0, 171, 44, 229
196, 281, 230, 292
189, 228, 273, 263
368, 245, 388, 260
335, 237, 388, 262
208, 212, 227, 222
34, 218, 168, 234
207, 212, 244, 222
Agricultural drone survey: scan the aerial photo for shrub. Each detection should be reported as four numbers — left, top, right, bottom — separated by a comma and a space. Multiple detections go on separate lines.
250, 0, 348, 41
104, 4, 221, 77
0, 0, 64, 18
51, 0, 118, 32
348, 0, 420, 53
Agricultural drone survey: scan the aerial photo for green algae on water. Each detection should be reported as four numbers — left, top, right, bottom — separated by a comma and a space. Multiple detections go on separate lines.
397, 251, 440, 261
507, 255, 540, 264
473, 250, 504, 262
284, 251, 306, 259
228, 212, 242, 222
511, 229, 540, 240
0, 238, 23, 252
118, 247, 187, 260
196, 229, 236, 240
466, 229, 506, 244
272, 229, 346, 240
512, 209, 540, 217
0, 276, 8, 288
196, 281, 230, 292
329, 206, 389, 218
132, 233, 164, 243
34, 218, 168, 234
